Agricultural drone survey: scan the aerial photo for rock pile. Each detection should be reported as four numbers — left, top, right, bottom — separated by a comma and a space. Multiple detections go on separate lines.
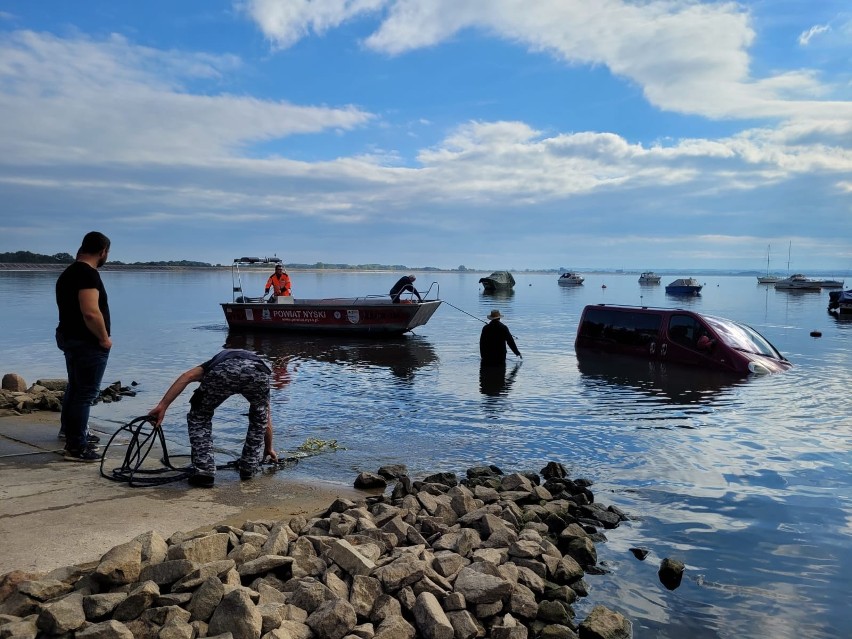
0, 375, 136, 415
0, 463, 633, 639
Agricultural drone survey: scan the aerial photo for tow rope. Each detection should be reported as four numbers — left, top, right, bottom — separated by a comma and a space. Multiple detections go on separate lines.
442, 300, 520, 340
99, 415, 300, 487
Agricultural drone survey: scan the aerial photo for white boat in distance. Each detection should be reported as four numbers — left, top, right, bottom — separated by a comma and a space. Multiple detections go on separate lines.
813, 278, 845, 289
557, 272, 585, 286
757, 244, 782, 284
638, 271, 661, 284
774, 274, 821, 291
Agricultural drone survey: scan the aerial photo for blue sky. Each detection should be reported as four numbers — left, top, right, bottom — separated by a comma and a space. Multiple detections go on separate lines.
1, 0, 850, 271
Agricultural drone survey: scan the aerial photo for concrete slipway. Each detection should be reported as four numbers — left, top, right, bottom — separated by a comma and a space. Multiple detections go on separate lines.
0, 411, 360, 576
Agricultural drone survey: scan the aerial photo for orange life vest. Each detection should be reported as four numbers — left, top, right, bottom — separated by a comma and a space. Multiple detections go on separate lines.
265, 272, 291, 296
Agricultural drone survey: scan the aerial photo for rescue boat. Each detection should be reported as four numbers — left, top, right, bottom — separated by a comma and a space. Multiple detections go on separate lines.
221, 258, 442, 335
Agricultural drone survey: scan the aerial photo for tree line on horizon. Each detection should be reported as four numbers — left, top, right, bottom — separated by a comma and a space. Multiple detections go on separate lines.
0, 251, 211, 267
0, 251, 477, 271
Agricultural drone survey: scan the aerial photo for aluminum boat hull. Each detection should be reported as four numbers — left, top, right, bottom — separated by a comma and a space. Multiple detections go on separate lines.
222, 299, 442, 335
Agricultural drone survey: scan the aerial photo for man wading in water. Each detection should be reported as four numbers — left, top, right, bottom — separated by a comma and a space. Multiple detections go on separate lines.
479, 309, 522, 365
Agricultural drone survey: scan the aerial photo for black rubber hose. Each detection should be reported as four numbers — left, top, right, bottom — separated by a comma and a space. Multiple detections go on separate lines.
100, 415, 302, 487
100, 415, 194, 487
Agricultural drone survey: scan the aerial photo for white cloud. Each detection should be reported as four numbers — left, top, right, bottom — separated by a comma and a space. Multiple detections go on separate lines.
243, 0, 852, 123
240, 0, 389, 48
0, 23, 849, 268
798, 24, 830, 46
0, 31, 374, 165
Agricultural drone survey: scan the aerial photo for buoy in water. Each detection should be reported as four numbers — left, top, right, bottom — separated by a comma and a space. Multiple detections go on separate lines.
810, 330, 822, 337
602, 284, 607, 289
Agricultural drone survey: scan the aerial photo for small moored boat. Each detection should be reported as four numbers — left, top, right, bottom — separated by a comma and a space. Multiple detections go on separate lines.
665, 278, 702, 296
638, 271, 661, 284
221, 257, 442, 335
757, 245, 781, 284
828, 289, 852, 316
479, 271, 516, 291
774, 274, 821, 291
557, 272, 585, 286
813, 278, 844, 289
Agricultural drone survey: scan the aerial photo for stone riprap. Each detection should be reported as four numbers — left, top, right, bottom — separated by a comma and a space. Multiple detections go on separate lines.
0, 462, 633, 639
0, 375, 136, 415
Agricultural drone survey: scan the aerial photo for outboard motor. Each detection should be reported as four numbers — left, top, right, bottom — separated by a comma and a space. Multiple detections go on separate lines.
828, 290, 841, 311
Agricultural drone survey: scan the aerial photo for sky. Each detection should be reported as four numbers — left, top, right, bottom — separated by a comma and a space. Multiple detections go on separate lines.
0, 0, 850, 271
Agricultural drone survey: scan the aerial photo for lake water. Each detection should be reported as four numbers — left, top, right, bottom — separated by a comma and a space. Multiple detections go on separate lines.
1, 269, 850, 638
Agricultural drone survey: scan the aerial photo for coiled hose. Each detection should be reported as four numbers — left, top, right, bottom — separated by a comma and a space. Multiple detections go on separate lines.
99, 415, 299, 487
99, 416, 193, 486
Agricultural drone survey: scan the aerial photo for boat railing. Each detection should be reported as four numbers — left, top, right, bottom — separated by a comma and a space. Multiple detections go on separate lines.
228, 274, 441, 305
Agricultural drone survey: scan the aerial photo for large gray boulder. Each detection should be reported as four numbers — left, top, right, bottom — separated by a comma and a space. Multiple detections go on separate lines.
1, 374, 27, 392
94, 540, 143, 586
305, 599, 357, 639
578, 605, 631, 639
412, 592, 453, 639
208, 589, 262, 639
37, 593, 86, 635
76, 619, 135, 639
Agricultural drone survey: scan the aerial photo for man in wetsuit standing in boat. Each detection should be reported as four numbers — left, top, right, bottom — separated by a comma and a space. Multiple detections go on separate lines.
389, 274, 422, 303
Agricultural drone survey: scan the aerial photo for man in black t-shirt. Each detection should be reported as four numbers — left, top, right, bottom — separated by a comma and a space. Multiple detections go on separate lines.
55, 231, 112, 462
148, 349, 277, 487
480, 309, 522, 365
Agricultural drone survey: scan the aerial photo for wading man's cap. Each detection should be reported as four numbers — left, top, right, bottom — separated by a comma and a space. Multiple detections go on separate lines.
488, 309, 502, 320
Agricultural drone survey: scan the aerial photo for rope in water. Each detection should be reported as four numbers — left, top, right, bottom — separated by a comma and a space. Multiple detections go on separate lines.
441, 300, 520, 341
441, 300, 489, 325
99, 415, 300, 487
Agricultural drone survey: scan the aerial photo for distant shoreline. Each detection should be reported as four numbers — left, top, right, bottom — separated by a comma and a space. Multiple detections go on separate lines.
0, 263, 847, 277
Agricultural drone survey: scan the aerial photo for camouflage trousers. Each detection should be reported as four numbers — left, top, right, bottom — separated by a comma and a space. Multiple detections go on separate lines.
186, 357, 269, 476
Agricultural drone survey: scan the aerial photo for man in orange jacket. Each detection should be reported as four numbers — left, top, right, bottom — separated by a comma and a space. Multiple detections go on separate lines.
264, 264, 291, 298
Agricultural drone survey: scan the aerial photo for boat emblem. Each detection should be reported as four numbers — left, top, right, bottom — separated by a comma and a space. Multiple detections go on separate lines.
245, 309, 254, 321
262, 309, 271, 321
334, 311, 341, 319
347, 310, 360, 324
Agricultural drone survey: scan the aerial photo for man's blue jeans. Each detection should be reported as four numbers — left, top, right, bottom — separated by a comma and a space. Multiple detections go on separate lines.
56, 332, 109, 451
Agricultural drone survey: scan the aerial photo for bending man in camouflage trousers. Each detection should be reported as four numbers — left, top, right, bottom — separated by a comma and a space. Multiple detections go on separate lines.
148, 349, 277, 488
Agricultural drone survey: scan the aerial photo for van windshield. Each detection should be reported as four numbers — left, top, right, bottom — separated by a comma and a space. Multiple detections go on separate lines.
704, 316, 783, 359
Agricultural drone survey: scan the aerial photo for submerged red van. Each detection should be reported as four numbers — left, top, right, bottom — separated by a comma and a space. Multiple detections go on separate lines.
575, 304, 792, 375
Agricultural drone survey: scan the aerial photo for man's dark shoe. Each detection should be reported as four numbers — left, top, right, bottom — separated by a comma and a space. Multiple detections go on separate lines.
188, 473, 215, 488
58, 432, 101, 445
239, 468, 254, 481
63, 447, 100, 463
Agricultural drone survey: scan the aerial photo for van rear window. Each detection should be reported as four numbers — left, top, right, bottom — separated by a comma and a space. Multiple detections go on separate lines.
579, 307, 662, 347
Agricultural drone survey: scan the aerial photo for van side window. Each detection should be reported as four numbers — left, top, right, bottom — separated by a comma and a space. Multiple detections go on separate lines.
579, 308, 662, 347
668, 315, 702, 348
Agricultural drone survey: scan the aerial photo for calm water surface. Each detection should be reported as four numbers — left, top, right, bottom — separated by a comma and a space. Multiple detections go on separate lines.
2, 269, 851, 638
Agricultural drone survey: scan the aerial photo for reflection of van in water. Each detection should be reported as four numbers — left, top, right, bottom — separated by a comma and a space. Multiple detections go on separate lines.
575, 304, 792, 375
